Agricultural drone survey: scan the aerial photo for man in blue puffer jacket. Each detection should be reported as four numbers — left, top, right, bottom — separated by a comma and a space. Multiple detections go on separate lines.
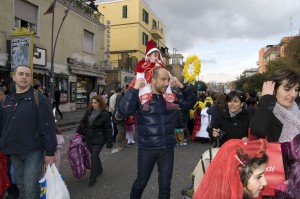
119, 67, 196, 199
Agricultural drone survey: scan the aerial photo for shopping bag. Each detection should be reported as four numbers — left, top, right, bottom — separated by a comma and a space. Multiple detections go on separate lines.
261, 142, 285, 196
39, 164, 70, 199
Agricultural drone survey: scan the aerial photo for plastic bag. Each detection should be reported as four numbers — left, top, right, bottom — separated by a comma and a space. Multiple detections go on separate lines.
39, 164, 70, 199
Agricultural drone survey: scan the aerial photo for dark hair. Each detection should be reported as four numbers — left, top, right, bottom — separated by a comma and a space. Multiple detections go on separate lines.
116, 88, 123, 93
269, 69, 300, 95
215, 93, 226, 111
89, 95, 106, 110
227, 90, 246, 103
239, 154, 268, 198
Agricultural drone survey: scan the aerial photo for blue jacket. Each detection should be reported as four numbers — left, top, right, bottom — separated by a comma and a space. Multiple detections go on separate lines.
0, 87, 57, 156
119, 85, 196, 149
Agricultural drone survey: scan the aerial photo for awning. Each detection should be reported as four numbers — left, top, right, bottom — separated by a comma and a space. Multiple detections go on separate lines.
33, 67, 49, 75
69, 65, 106, 78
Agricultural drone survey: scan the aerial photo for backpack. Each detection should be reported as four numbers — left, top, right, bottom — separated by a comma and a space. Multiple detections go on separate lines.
67, 133, 91, 178
1, 90, 39, 107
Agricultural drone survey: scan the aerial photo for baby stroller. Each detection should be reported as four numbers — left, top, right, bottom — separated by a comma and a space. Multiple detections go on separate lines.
181, 147, 219, 199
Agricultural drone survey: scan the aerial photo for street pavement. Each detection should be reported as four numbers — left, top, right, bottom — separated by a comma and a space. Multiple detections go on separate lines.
59, 129, 211, 199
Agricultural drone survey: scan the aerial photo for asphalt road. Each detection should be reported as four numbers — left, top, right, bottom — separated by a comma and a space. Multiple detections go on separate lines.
59, 130, 211, 199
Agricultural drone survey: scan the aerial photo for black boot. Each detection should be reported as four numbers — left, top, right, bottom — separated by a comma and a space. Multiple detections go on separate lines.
88, 180, 96, 188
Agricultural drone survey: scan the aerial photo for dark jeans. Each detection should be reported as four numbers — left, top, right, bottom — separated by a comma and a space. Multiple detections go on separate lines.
10, 151, 43, 199
89, 143, 105, 182
130, 147, 174, 199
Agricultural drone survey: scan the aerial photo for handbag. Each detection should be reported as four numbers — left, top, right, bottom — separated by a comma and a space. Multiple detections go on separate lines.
39, 164, 70, 199
248, 129, 285, 197
262, 142, 285, 196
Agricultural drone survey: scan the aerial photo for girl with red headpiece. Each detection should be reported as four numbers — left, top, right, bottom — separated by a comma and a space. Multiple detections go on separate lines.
193, 139, 268, 199
128, 39, 178, 111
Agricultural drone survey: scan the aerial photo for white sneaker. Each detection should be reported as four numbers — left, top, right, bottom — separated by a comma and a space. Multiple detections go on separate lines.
180, 142, 187, 146
111, 148, 120, 154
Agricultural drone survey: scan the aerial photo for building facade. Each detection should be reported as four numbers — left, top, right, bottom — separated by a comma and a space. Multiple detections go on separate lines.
0, 0, 107, 111
169, 53, 184, 82
97, 0, 170, 91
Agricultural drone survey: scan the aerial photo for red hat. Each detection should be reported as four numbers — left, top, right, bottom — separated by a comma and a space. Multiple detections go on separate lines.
146, 39, 159, 56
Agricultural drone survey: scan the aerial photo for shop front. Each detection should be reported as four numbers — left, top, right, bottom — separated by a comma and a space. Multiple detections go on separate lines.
68, 59, 107, 109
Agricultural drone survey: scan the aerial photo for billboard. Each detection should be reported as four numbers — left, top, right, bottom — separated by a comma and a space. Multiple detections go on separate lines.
10, 36, 30, 71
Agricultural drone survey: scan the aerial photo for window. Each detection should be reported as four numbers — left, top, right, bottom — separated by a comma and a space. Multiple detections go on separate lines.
152, 19, 157, 28
142, 32, 148, 46
83, 29, 94, 54
122, 5, 127, 18
14, 0, 39, 34
143, 9, 148, 24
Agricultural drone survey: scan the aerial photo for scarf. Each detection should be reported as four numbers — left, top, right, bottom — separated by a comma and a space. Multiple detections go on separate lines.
273, 102, 300, 143
88, 109, 101, 125
229, 108, 242, 118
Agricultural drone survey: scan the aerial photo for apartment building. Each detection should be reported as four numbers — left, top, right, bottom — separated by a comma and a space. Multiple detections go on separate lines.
0, 0, 107, 110
97, 0, 171, 90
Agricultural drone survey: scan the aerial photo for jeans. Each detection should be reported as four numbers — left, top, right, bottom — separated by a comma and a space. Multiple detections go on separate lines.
89, 144, 105, 182
10, 150, 44, 199
130, 147, 174, 199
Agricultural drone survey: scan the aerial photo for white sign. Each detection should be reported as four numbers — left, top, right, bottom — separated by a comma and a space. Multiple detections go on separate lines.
33, 47, 47, 67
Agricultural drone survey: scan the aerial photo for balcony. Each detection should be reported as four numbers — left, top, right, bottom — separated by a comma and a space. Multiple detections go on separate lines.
151, 26, 163, 40
57, 0, 105, 27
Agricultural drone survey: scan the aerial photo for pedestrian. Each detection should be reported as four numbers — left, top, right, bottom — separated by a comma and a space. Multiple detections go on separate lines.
78, 95, 113, 187
89, 89, 97, 101
111, 88, 127, 153
195, 102, 211, 143
128, 39, 178, 111
0, 65, 57, 199
193, 139, 268, 199
119, 67, 196, 199
250, 69, 300, 180
211, 90, 249, 147
125, 115, 136, 145
174, 108, 187, 146
54, 126, 65, 170
54, 87, 63, 119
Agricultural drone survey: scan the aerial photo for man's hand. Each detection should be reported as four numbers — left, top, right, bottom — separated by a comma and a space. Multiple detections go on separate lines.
171, 76, 184, 88
45, 156, 55, 165
262, 81, 275, 96
134, 78, 146, 89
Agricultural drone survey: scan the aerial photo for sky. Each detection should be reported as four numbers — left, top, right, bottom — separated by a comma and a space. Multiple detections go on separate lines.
96, 0, 300, 83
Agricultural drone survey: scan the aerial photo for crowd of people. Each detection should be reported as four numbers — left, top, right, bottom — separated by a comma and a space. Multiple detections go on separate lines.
0, 40, 300, 199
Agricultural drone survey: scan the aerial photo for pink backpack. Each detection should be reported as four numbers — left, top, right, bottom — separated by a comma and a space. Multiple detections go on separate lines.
67, 133, 90, 178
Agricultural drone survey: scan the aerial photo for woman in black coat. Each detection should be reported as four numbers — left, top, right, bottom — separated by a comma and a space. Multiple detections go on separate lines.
78, 95, 113, 188
211, 90, 249, 147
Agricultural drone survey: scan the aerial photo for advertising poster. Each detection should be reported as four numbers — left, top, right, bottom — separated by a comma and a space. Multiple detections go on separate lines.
11, 36, 30, 71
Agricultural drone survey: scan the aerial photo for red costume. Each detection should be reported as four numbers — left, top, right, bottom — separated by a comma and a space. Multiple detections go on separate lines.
128, 40, 177, 108
0, 151, 10, 199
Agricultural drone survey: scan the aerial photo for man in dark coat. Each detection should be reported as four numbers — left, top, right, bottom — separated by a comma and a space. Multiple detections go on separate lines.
119, 67, 196, 199
54, 87, 63, 119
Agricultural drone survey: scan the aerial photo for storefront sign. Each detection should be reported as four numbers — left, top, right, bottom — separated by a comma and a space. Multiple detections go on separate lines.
33, 47, 46, 67
11, 36, 30, 71
60, 93, 68, 103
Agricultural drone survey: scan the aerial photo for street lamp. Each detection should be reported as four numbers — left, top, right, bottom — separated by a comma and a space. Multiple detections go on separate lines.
44, 0, 73, 97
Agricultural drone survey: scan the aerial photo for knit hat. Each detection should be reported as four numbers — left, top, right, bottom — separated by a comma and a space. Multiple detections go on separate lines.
145, 39, 163, 62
